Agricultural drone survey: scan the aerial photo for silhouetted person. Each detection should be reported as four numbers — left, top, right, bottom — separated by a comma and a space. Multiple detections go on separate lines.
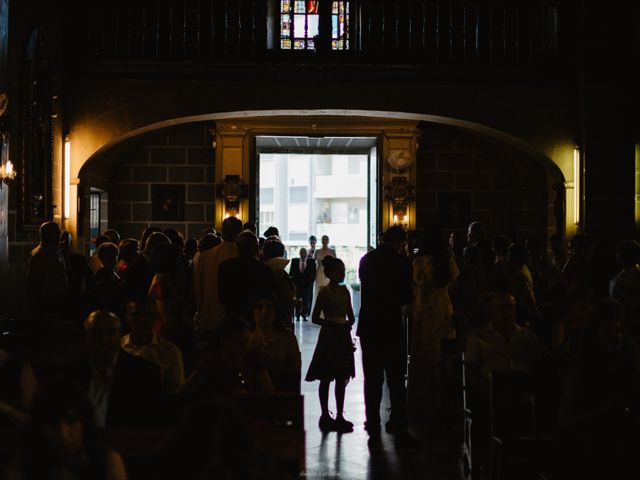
467, 221, 493, 272
262, 238, 295, 324
250, 294, 301, 393
27, 221, 68, 322
89, 234, 111, 274
59, 230, 90, 321
80, 310, 162, 427
508, 244, 537, 325
609, 240, 640, 302
548, 233, 567, 270
242, 221, 257, 235
103, 229, 120, 246
358, 226, 414, 449
121, 299, 184, 394
194, 217, 242, 338
306, 256, 356, 433
562, 233, 590, 289
87, 242, 121, 312
218, 230, 274, 321
289, 247, 316, 321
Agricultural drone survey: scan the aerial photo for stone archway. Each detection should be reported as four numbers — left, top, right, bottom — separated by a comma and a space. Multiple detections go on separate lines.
76, 110, 566, 253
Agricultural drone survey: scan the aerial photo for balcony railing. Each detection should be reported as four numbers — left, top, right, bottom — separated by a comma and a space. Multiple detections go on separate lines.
75, 0, 561, 66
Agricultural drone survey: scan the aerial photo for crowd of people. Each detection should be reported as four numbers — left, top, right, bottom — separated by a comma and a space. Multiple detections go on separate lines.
1, 216, 639, 478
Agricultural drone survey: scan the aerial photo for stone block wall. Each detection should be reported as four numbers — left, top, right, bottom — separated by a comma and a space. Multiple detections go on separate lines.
415, 123, 550, 245
108, 125, 215, 241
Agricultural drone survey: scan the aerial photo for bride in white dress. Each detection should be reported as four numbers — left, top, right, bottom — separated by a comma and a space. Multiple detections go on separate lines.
312, 235, 336, 311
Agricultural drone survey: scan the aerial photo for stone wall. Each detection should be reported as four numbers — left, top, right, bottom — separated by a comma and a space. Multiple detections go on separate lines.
415, 123, 550, 244
108, 125, 215, 241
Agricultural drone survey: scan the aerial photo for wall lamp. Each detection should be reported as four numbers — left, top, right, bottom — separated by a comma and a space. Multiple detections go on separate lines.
216, 174, 247, 219
0, 133, 15, 187
64, 135, 71, 219
385, 176, 414, 226
573, 145, 581, 225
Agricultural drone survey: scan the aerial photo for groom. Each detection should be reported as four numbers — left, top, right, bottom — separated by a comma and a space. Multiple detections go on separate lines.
289, 247, 316, 321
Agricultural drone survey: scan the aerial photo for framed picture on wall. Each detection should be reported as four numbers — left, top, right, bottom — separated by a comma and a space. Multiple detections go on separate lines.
439, 192, 471, 228
151, 185, 185, 221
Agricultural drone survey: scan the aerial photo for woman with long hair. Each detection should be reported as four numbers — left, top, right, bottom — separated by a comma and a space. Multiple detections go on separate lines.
407, 226, 459, 439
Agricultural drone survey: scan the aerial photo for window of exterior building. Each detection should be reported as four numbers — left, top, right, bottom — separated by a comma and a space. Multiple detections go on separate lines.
280, 1, 349, 50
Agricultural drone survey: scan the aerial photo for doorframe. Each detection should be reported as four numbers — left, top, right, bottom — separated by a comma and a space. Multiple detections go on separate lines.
251, 135, 381, 246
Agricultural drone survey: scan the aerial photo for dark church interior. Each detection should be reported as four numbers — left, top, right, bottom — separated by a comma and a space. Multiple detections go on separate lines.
0, 1, 639, 479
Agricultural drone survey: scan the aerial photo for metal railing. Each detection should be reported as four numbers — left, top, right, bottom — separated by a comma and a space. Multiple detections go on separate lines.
77, 1, 561, 66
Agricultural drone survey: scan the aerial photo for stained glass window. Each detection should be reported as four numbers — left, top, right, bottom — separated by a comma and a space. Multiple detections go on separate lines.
280, 1, 348, 51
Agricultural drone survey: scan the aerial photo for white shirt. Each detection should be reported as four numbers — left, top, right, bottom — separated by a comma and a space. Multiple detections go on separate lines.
121, 333, 184, 394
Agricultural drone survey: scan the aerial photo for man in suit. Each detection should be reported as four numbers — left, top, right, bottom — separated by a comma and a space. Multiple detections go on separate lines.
83, 310, 162, 427
289, 247, 316, 321
358, 226, 414, 450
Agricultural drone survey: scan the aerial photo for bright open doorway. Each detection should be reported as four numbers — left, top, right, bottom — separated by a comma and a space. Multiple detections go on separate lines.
255, 135, 379, 305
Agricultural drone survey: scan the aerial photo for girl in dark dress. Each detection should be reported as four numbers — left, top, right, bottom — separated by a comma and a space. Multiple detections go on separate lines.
305, 256, 356, 433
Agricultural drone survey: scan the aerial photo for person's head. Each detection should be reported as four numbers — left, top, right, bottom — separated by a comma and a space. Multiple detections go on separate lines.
382, 226, 406, 252
548, 233, 563, 251
163, 228, 184, 251
299, 247, 308, 261
59, 230, 72, 253
262, 238, 285, 261
525, 236, 541, 258
263, 226, 279, 239
489, 292, 517, 333
117, 238, 139, 263
125, 299, 157, 337
492, 235, 509, 258
143, 231, 171, 258
199, 233, 221, 251
617, 240, 640, 267
94, 235, 110, 251
96, 242, 119, 270
568, 233, 589, 254
236, 231, 259, 258
215, 316, 252, 362
149, 243, 179, 275
321, 235, 329, 248
308, 235, 317, 249
28, 381, 96, 461
322, 255, 345, 284
583, 299, 625, 354
221, 217, 243, 242
40, 221, 61, 248
184, 238, 198, 258
250, 294, 284, 331
507, 244, 528, 269
418, 226, 443, 255
103, 229, 120, 245
84, 310, 121, 363
467, 221, 487, 245
140, 226, 162, 252
463, 245, 480, 266
242, 222, 257, 235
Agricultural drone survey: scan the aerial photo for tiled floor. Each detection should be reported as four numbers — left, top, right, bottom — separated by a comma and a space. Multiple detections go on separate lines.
294, 320, 457, 480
